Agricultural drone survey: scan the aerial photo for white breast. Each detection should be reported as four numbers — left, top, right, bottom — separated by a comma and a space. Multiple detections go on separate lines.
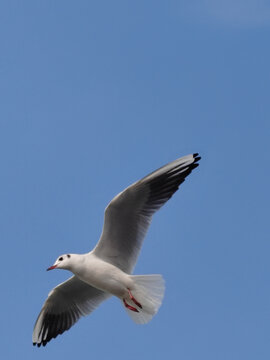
73, 253, 132, 297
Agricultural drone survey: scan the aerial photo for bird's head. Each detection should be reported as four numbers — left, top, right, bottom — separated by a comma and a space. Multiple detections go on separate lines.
47, 254, 72, 271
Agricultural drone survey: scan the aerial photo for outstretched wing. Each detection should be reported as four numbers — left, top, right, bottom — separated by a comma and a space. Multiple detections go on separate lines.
32, 276, 110, 347
93, 153, 200, 273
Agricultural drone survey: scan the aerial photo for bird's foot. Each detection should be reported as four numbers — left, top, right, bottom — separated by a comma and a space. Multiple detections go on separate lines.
127, 288, 142, 309
123, 299, 139, 312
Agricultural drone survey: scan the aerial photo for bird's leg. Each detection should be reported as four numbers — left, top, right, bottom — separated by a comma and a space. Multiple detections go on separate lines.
123, 299, 139, 312
127, 288, 142, 309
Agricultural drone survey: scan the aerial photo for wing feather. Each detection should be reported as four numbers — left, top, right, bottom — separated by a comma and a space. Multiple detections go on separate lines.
32, 276, 110, 347
93, 153, 200, 273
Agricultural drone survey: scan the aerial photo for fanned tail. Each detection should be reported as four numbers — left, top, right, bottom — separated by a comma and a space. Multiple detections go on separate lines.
123, 274, 165, 324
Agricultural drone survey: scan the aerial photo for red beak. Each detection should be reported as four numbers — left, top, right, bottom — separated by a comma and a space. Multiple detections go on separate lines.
47, 265, 57, 271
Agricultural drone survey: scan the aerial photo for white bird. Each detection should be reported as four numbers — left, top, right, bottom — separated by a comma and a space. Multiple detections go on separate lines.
33, 153, 200, 347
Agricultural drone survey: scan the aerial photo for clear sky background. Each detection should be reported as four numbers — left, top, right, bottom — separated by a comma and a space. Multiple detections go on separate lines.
1, 1, 269, 359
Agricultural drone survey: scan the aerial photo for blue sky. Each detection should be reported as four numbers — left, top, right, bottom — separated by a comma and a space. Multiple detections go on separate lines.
1, 1, 270, 359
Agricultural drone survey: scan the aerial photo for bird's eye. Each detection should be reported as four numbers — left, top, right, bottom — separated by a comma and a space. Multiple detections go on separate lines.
67, 254, 71, 258
59, 257, 63, 261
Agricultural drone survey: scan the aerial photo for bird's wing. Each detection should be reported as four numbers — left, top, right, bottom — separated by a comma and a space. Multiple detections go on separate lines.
93, 153, 200, 273
32, 276, 110, 347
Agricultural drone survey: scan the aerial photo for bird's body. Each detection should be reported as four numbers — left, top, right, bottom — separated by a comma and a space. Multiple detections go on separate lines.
33, 153, 200, 347
71, 253, 133, 298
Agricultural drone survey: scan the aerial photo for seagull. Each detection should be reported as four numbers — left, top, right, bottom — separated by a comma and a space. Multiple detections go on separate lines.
33, 153, 200, 347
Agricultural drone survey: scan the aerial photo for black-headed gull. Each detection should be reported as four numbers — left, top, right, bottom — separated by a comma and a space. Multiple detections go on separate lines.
33, 153, 200, 347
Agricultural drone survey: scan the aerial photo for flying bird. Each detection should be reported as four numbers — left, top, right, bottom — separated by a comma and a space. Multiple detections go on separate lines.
33, 153, 201, 346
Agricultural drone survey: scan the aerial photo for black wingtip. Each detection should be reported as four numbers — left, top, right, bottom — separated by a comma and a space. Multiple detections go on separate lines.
193, 153, 201, 163
192, 163, 199, 169
33, 341, 48, 348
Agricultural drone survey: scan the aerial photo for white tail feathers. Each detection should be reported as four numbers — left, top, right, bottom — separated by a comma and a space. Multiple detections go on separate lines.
123, 274, 165, 324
